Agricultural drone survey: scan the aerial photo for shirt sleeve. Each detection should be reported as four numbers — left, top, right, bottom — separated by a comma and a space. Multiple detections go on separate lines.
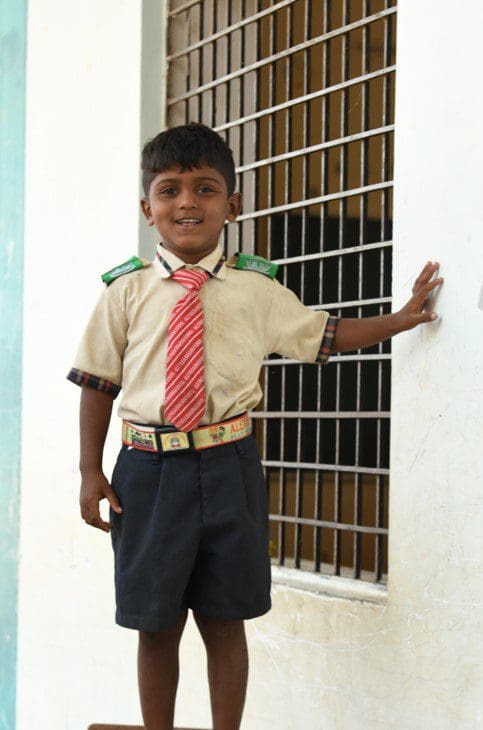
265, 278, 340, 364
66, 284, 128, 397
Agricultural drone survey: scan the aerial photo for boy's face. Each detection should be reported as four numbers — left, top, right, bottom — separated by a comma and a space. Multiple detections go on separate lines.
140, 163, 242, 262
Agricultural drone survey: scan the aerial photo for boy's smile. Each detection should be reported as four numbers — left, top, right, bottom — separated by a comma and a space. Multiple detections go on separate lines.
141, 164, 242, 264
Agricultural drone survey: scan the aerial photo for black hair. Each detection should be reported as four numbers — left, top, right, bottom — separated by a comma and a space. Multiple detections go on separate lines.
141, 122, 237, 198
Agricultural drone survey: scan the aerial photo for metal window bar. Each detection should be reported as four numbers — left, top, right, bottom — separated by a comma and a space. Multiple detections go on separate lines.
214, 66, 396, 132
169, 0, 201, 20
167, 7, 396, 104
168, 0, 296, 61
166, 0, 396, 585
236, 125, 395, 173
233, 181, 393, 220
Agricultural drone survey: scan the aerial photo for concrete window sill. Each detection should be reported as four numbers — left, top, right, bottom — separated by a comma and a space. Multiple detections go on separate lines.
271, 565, 388, 605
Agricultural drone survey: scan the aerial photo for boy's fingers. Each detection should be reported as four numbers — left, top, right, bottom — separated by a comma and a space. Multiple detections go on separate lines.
89, 516, 111, 532
420, 261, 435, 277
81, 499, 114, 531
420, 277, 443, 295
415, 261, 433, 282
413, 277, 443, 305
413, 261, 439, 292
419, 311, 438, 323
104, 488, 123, 514
406, 310, 438, 329
82, 510, 106, 531
80, 502, 98, 522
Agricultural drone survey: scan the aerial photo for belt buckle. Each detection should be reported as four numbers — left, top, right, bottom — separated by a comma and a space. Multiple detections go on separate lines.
155, 427, 195, 454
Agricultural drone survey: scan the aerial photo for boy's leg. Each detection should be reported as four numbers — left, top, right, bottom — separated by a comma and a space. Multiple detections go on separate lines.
193, 611, 249, 730
137, 608, 189, 730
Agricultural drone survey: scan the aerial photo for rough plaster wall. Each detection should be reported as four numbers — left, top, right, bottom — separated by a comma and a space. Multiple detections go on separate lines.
178, 580, 480, 730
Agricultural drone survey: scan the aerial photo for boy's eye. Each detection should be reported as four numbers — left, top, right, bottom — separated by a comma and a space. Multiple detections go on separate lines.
158, 185, 215, 195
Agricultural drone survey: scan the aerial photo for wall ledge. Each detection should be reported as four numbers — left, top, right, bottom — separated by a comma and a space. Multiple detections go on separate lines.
271, 566, 388, 605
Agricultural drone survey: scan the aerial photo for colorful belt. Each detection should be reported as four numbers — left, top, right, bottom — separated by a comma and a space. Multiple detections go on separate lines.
122, 412, 251, 454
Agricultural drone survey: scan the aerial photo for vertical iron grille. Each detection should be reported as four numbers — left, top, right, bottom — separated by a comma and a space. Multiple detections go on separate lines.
166, 0, 396, 585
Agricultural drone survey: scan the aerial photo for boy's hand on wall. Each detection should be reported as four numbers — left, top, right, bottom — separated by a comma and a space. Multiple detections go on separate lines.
80, 471, 123, 532
395, 261, 444, 332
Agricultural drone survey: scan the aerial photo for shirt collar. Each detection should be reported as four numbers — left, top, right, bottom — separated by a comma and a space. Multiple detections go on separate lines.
153, 242, 227, 280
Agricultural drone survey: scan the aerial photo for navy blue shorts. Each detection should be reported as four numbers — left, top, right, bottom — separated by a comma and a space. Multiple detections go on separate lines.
109, 432, 272, 632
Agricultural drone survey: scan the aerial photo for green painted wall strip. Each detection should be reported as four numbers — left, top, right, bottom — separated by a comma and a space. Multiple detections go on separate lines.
0, 1, 27, 728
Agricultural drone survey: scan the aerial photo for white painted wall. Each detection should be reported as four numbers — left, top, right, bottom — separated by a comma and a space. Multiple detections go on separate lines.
18, 1, 483, 729
18, 2, 144, 728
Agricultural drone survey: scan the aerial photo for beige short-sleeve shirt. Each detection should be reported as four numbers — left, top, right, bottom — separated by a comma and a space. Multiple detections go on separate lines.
67, 242, 339, 425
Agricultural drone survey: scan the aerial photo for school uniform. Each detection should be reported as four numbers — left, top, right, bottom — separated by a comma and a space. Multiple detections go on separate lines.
67, 242, 339, 632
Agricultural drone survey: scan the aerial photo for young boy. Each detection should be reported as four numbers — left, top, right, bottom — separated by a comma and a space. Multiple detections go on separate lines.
67, 122, 443, 730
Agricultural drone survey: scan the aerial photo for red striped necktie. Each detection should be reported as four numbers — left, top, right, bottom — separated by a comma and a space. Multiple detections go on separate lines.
164, 268, 210, 431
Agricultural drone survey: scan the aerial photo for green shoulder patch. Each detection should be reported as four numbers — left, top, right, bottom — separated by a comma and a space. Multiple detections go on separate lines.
225, 252, 278, 279
101, 255, 151, 285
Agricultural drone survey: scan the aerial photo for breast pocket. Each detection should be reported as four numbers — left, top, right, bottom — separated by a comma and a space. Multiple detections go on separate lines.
206, 308, 260, 386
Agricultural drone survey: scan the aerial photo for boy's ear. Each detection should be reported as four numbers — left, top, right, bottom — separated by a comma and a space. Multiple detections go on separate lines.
226, 191, 242, 222
140, 197, 154, 226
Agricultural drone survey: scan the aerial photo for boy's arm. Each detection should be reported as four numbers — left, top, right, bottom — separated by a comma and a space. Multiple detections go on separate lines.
67, 282, 128, 532
331, 312, 402, 352
79, 387, 123, 533
331, 261, 443, 353
80, 386, 114, 471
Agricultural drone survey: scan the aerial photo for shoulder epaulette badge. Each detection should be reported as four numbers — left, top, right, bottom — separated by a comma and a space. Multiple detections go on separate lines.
225, 252, 278, 279
101, 255, 151, 285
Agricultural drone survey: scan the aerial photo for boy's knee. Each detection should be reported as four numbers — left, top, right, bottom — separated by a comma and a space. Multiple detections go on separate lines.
193, 612, 244, 639
139, 609, 188, 641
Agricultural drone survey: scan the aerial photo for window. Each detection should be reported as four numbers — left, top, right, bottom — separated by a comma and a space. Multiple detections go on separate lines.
166, 0, 396, 585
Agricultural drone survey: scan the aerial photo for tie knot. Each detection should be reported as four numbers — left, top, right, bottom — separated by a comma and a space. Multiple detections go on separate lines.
171, 268, 210, 292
